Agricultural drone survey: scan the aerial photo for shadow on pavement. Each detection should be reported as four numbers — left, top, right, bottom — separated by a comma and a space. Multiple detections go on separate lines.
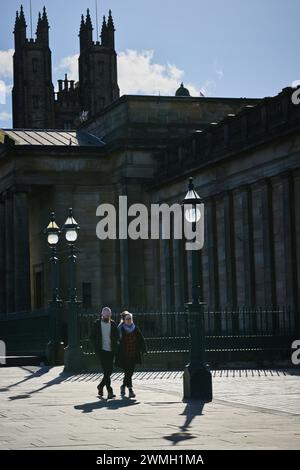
164, 400, 205, 446
0, 366, 51, 392
7, 370, 71, 400
74, 397, 140, 413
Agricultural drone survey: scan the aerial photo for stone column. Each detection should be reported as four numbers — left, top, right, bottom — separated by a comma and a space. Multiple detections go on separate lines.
281, 173, 298, 310
206, 197, 219, 309
223, 191, 237, 308
5, 190, 14, 313
252, 182, 265, 306
13, 187, 31, 312
0, 194, 5, 314
261, 179, 276, 306
240, 185, 255, 306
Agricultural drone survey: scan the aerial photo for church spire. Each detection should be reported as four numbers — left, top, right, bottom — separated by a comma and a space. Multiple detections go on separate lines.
14, 5, 27, 47
79, 10, 93, 51
85, 8, 93, 44
14, 10, 20, 31
42, 6, 49, 27
107, 10, 115, 30
36, 6, 49, 45
19, 4, 26, 27
101, 15, 108, 46
106, 10, 115, 49
80, 14, 85, 34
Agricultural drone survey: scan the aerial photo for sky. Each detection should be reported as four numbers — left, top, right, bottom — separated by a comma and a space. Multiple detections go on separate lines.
0, 0, 299, 128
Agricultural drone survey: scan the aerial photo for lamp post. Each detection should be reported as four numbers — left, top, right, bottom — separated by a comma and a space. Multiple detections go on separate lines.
182, 177, 213, 401
44, 212, 62, 365
62, 208, 82, 371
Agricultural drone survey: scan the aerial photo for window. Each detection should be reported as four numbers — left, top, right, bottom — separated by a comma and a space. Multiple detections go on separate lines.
32, 58, 38, 73
32, 95, 40, 109
82, 283, 92, 309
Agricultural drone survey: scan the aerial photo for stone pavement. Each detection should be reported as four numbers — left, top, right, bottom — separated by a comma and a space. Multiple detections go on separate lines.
0, 366, 300, 450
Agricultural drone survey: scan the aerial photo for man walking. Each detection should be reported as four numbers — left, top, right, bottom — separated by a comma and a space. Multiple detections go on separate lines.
91, 307, 118, 399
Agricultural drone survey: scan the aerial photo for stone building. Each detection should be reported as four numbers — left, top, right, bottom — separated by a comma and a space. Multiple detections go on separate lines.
1, 6, 300, 330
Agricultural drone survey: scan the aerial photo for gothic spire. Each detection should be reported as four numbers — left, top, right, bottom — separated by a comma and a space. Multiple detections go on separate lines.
107, 10, 115, 31
106, 10, 115, 49
36, 11, 42, 29
101, 15, 107, 45
14, 5, 27, 44
19, 5, 26, 26
80, 14, 85, 33
14, 10, 20, 31
36, 6, 49, 44
85, 8, 93, 30
42, 6, 49, 27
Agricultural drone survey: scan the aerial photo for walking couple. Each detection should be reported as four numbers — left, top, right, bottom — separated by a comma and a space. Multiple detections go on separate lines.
91, 307, 147, 399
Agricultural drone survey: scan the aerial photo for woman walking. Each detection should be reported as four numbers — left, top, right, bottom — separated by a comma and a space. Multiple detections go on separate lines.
116, 311, 147, 398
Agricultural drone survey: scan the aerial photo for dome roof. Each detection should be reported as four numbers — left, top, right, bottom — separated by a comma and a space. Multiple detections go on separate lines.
175, 82, 190, 97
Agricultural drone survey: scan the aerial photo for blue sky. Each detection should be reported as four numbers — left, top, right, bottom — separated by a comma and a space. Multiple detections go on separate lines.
1, 0, 299, 128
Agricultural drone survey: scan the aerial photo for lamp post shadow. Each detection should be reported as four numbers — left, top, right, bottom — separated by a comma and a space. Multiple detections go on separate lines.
164, 400, 205, 446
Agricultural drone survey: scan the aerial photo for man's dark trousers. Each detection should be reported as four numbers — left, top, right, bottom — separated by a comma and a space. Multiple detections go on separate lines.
99, 350, 114, 390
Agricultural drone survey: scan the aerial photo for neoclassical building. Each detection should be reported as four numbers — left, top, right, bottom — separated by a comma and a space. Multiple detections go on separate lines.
1, 7, 300, 330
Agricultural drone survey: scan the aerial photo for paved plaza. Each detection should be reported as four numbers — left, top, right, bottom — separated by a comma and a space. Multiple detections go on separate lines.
0, 366, 300, 450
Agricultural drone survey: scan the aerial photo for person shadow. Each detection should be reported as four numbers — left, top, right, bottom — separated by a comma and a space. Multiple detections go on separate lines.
7, 369, 69, 400
0, 365, 51, 393
164, 400, 205, 446
74, 396, 140, 414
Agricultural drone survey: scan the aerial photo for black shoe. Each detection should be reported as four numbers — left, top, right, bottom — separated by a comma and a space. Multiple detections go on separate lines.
97, 384, 104, 397
128, 388, 136, 398
120, 385, 126, 396
107, 390, 116, 399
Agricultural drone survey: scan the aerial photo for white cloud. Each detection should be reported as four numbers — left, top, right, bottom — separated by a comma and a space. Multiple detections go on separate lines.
0, 49, 14, 79
55, 54, 79, 84
0, 112, 12, 122
118, 49, 200, 96
0, 80, 6, 104
200, 80, 217, 96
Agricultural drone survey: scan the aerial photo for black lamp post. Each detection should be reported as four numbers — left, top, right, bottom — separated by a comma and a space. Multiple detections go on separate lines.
182, 177, 213, 401
44, 212, 62, 365
62, 208, 82, 371
62, 208, 80, 301
45, 212, 60, 300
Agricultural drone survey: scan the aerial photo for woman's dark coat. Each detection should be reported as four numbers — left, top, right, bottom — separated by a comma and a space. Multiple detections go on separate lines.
115, 325, 147, 368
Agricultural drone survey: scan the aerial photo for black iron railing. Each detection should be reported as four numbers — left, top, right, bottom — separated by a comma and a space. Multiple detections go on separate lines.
79, 306, 297, 359
0, 306, 297, 363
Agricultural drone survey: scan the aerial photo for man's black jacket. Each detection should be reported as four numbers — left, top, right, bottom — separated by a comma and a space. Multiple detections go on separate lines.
90, 319, 119, 357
